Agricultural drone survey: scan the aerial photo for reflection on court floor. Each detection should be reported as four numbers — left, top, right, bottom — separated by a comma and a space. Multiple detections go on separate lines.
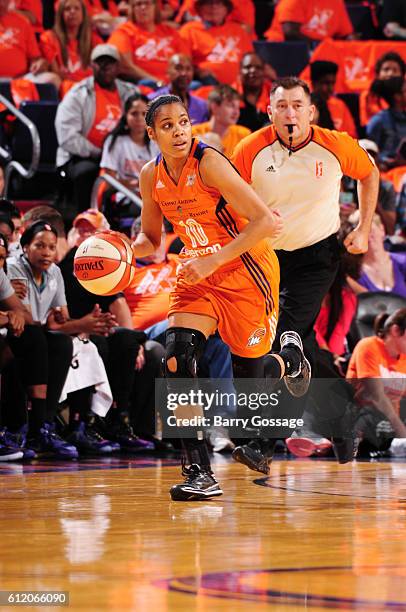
1, 456, 406, 611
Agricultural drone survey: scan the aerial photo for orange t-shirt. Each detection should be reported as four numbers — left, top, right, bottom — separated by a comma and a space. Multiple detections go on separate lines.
179, 21, 253, 85
301, 40, 406, 94
124, 258, 178, 329
175, 0, 255, 31
192, 122, 251, 159
327, 96, 357, 137
86, 83, 122, 149
40, 30, 102, 82
265, 0, 353, 42
359, 89, 388, 127
347, 336, 406, 414
0, 11, 39, 77
83, 0, 118, 17
109, 22, 188, 82
10, 0, 43, 32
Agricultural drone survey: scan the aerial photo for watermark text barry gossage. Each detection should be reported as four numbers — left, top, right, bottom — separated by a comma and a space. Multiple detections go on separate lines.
165, 388, 303, 431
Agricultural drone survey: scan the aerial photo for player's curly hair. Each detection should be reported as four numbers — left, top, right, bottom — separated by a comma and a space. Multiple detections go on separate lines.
145, 95, 188, 128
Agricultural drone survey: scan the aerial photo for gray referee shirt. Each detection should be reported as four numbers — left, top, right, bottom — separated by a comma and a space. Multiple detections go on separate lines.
7, 255, 67, 324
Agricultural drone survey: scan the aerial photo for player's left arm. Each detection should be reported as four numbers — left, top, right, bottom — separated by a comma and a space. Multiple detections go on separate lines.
179, 151, 282, 284
131, 161, 163, 258
344, 164, 380, 254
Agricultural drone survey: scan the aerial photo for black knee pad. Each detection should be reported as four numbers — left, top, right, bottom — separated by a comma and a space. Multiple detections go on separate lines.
165, 327, 206, 378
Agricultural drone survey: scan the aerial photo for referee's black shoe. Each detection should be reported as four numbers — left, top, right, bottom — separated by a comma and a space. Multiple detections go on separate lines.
332, 436, 359, 464
170, 463, 223, 501
280, 331, 311, 398
232, 439, 276, 475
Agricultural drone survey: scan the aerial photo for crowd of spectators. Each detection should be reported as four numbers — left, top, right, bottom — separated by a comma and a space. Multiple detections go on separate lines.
0, 0, 405, 461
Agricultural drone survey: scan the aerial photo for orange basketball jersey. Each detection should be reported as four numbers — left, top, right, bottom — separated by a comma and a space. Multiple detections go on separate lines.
151, 138, 268, 269
151, 139, 280, 356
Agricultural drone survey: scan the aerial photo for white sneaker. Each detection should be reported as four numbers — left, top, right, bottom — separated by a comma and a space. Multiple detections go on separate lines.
389, 438, 406, 457
280, 330, 311, 398
207, 427, 235, 453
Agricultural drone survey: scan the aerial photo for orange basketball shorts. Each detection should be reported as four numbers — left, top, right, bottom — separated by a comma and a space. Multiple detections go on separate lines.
168, 245, 280, 358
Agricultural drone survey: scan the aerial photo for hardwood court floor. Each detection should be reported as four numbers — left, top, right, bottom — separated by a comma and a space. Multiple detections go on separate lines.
1, 455, 406, 611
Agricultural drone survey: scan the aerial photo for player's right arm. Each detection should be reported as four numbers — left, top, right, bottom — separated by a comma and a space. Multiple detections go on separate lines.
131, 161, 164, 258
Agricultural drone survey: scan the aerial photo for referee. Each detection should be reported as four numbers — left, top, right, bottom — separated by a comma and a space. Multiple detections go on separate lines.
232, 76, 379, 471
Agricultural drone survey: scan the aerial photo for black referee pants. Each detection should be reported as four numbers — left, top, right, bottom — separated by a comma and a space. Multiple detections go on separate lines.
274, 234, 341, 368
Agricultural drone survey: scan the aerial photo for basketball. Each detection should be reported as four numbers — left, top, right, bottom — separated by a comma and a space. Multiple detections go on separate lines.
74, 231, 135, 295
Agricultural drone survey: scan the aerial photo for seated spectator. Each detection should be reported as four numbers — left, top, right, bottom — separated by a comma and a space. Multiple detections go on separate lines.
0, 231, 51, 461
60, 209, 161, 450
347, 308, 406, 456
5, 224, 80, 459
179, 0, 253, 86
366, 76, 406, 170
360, 51, 405, 127
55, 43, 137, 214
347, 211, 406, 298
148, 53, 209, 125
265, 0, 353, 43
0, 161, 4, 197
0, 198, 22, 256
234, 52, 272, 132
192, 84, 250, 158
0, 0, 58, 86
358, 139, 397, 235
22, 205, 69, 262
314, 222, 362, 377
10, 0, 43, 34
7, 222, 130, 455
100, 92, 159, 229
176, 0, 255, 35
40, 0, 103, 97
381, 0, 406, 40
0, 213, 14, 243
311, 91, 335, 130
83, 0, 121, 38
109, 0, 188, 88
397, 174, 406, 230
310, 60, 357, 137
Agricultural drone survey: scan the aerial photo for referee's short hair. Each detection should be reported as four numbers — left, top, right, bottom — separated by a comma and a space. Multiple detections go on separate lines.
270, 77, 311, 100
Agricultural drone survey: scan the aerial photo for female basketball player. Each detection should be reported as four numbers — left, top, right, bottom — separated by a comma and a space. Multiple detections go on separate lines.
130, 95, 310, 501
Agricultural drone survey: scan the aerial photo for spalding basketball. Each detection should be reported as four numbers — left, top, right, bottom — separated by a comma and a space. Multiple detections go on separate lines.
74, 231, 135, 296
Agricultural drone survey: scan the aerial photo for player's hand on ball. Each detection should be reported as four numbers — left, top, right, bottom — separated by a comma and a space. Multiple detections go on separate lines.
179, 257, 217, 285
99, 229, 132, 247
344, 227, 369, 254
